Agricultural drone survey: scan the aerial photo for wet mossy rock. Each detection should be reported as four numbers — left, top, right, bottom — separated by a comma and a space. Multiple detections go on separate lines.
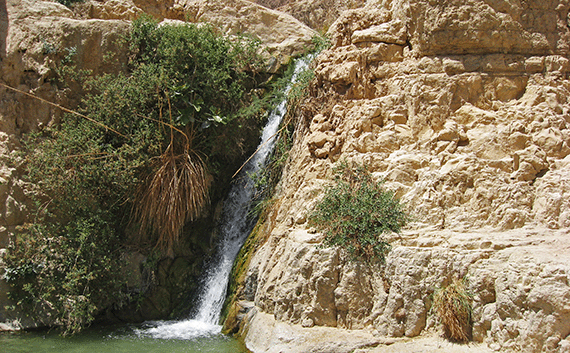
221, 212, 275, 335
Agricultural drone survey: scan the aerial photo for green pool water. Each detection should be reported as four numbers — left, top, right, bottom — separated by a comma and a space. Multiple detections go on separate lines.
0, 321, 248, 353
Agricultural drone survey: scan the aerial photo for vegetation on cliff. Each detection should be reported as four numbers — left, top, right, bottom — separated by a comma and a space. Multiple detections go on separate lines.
249, 36, 328, 217
222, 48, 325, 333
249, 56, 315, 215
57, 0, 83, 7
309, 161, 409, 263
432, 277, 473, 342
4, 16, 265, 334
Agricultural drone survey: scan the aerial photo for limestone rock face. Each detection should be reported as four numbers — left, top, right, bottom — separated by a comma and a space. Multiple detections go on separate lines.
255, 0, 366, 32
73, 0, 143, 20
330, 0, 570, 56
76, 0, 316, 66
179, 0, 315, 63
232, 0, 570, 352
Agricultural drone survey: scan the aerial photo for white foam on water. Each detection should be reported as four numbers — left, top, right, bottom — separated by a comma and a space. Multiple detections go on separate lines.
134, 319, 221, 340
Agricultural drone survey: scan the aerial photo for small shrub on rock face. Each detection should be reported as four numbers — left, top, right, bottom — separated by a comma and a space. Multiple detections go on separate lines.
309, 161, 409, 263
432, 277, 473, 342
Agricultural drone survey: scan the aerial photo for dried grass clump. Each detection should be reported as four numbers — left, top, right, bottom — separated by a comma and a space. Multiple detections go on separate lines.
432, 277, 473, 342
133, 142, 209, 257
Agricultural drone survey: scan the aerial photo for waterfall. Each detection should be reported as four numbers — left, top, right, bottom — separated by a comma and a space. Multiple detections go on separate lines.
135, 55, 313, 340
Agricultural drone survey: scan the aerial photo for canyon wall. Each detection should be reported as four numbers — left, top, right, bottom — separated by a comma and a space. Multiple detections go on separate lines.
228, 0, 570, 352
255, 0, 366, 32
2, 1, 569, 351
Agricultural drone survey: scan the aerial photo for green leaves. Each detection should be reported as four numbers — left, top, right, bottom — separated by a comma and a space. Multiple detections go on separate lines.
128, 16, 261, 129
5, 211, 126, 335
5, 16, 264, 334
309, 161, 409, 263
56, 0, 84, 7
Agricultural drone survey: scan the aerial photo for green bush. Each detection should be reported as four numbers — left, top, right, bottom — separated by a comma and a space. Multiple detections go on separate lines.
309, 161, 409, 263
4, 16, 264, 334
5, 213, 127, 334
127, 15, 263, 128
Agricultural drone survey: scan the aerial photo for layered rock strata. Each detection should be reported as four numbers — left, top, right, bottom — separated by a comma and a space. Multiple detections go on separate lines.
75, 0, 316, 68
255, 0, 366, 33
230, 1, 570, 352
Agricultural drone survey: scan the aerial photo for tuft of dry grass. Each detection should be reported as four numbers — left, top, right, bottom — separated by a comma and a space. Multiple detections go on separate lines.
131, 93, 211, 257
432, 277, 473, 342
132, 139, 209, 257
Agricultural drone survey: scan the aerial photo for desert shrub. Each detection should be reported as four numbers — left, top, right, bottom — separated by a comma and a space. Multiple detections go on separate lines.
432, 277, 473, 342
308, 34, 331, 54
5, 213, 127, 335
309, 161, 409, 263
128, 15, 263, 128
4, 16, 263, 334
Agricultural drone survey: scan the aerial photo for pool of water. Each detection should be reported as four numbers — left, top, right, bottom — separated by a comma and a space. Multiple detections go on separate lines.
0, 321, 248, 353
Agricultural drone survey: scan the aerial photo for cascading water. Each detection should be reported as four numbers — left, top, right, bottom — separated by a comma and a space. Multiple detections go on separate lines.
135, 55, 313, 340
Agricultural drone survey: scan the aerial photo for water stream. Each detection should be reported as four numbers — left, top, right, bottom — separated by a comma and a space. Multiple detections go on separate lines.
132, 55, 313, 341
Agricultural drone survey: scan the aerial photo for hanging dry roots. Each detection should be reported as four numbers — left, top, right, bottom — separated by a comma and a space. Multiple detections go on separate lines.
133, 149, 209, 257
432, 277, 473, 342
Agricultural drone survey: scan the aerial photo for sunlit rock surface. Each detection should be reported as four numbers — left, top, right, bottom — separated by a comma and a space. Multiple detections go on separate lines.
1, 0, 570, 351
255, 0, 367, 32
75, 0, 316, 66
231, 1, 570, 352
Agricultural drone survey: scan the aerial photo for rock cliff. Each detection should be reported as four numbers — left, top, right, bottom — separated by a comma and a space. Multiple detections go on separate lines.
255, 0, 366, 32
1, 0, 569, 351
228, 1, 570, 352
